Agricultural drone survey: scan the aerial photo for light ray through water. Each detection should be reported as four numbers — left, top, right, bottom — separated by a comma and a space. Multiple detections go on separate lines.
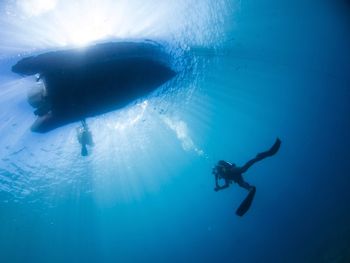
0, 0, 238, 203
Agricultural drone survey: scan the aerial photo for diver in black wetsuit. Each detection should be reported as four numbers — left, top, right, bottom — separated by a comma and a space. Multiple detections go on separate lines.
213, 138, 281, 216
77, 119, 94, 156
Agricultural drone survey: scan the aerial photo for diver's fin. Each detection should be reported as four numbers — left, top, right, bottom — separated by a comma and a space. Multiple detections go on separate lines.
81, 145, 88, 156
236, 187, 256, 217
256, 138, 281, 159
269, 138, 281, 155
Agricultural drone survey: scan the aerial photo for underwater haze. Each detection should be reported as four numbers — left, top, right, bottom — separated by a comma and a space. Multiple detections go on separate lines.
1, 0, 350, 262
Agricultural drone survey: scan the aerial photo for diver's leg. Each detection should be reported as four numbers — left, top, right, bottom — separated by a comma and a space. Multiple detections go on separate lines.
81, 144, 88, 156
237, 178, 254, 191
81, 119, 87, 129
240, 158, 260, 173
256, 138, 281, 159
240, 138, 281, 173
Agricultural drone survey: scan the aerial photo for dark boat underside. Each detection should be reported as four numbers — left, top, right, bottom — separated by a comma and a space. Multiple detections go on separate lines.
12, 41, 176, 132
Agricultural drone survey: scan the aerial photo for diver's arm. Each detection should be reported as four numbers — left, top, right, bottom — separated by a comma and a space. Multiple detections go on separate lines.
214, 179, 230, 192
214, 174, 220, 190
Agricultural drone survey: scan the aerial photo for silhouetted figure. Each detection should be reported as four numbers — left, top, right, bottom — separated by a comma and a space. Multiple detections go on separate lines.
77, 120, 94, 156
213, 138, 281, 216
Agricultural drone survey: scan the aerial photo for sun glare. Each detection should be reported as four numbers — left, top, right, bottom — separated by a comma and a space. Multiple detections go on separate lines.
1, 0, 234, 52
0, 0, 235, 201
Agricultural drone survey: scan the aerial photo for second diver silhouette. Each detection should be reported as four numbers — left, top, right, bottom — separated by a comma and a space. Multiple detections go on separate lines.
213, 138, 281, 216
77, 119, 94, 156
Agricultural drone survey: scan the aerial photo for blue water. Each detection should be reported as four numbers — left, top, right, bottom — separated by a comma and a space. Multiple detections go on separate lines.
1, 0, 350, 262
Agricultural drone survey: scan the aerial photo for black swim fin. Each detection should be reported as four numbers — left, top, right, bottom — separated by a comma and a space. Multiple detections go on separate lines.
256, 138, 281, 159
81, 145, 88, 156
236, 187, 256, 217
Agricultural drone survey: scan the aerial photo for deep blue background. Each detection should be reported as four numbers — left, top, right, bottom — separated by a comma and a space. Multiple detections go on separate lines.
0, 0, 349, 262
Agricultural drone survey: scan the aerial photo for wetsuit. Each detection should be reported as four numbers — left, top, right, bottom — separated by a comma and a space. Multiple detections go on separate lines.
214, 138, 281, 192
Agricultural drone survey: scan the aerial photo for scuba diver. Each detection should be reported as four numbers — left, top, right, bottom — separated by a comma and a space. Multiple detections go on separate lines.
77, 119, 94, 156
213, 138, 281, 216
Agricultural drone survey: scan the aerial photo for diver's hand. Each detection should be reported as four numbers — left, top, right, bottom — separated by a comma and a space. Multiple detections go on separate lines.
214, 187, 219, 192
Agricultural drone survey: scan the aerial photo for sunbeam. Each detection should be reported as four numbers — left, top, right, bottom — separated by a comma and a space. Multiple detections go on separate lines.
1, 0, 236, 53
0, 0, 238, 203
